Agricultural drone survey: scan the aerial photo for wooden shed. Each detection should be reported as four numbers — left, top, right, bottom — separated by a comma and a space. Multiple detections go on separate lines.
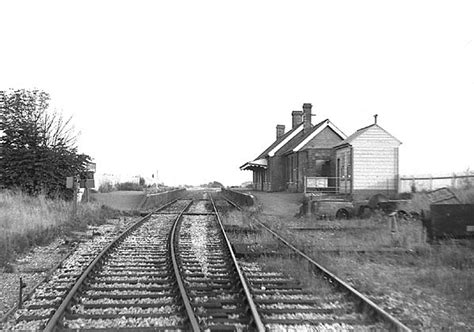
333, 121, 401, 199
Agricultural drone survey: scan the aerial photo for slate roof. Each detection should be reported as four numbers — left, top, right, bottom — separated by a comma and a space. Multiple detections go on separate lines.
255, 124, 302, 159
276, 119, 328, 155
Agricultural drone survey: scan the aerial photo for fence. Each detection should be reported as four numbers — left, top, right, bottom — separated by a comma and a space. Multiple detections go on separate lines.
305, 174, 474, 197
304, 176, 351, 197
399, 174, 474, 193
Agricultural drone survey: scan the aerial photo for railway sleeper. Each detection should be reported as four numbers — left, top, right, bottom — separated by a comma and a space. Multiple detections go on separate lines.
81, 302, 178, 309
65, 313, 180, 320
85, 293, 174, 300
57, 326, 186, 332
89, 279, 171, 284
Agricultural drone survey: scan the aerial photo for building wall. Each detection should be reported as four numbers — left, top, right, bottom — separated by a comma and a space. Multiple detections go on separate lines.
268, 156, 286, 191
301, 127, 343, 149
351, 126, 400, 199
335, 146, 352, 194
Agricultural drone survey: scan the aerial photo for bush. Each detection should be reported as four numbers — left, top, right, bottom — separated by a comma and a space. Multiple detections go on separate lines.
98, 181, 115, 193
115, 182, 144, 191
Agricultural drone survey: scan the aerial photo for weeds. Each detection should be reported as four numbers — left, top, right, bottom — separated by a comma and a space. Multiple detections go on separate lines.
224, 205, 474, 306
0, 190, 120, 268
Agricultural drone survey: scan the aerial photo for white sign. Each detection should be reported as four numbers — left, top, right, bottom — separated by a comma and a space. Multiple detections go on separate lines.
86, 162, 96, 172
307, 177, 328, 188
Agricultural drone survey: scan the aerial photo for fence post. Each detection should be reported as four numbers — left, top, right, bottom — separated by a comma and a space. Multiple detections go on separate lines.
72, 176, 78, 218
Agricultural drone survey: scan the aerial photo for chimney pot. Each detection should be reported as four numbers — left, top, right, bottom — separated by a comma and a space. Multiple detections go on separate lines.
291, 111, 303, 129
276, 124, 285, 139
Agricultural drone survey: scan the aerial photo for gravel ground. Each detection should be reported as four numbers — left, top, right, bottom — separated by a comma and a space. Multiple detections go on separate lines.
0, 238, 66, 317
242, 191, 474, 331
0, 217, 135, 320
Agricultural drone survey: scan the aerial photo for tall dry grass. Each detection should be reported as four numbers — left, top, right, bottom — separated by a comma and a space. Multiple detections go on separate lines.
0, 190, 119, 269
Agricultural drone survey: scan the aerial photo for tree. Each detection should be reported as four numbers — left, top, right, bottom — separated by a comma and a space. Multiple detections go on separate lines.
0, 89, 91, 198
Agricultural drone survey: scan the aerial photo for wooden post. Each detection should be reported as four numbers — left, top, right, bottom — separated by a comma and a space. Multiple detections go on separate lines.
389, 212, 399, 245
18, 277, 25, 309
72, 176, 78, 217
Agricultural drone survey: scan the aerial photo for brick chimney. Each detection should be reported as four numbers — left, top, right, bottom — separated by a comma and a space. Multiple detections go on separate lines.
276, 124, 285, 139
291, 111, 303, 129
302, 103, 313, 133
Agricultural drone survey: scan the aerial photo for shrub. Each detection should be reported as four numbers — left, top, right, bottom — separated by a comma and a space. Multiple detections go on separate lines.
115, 182, 144, 191
98, 181, 115, 193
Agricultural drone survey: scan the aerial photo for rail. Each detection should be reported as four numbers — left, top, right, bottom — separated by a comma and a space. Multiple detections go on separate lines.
170, 200, 201, 332
209, 194, 266, 332
225, 197, 411, 332
42, 199, 186, 332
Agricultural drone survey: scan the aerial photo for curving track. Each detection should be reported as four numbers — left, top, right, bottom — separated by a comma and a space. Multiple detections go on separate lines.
4, 196, 265, 331
220, 196, 412, 332
3, 192, 411, 331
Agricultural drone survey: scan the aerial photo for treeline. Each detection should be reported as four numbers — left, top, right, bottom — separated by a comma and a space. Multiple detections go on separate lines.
99, 179, 146, 193
0, 89, 91, 199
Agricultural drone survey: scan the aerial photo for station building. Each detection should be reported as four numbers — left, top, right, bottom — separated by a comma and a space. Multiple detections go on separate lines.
240, 104, 401, 199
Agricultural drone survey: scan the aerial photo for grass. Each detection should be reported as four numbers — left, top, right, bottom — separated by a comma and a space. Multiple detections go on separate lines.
0, 190, 120, 269
255, 255, 336, 296
222, 203, 474, 327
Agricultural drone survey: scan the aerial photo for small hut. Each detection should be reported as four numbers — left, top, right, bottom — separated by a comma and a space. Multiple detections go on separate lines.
333, 116, 401, 199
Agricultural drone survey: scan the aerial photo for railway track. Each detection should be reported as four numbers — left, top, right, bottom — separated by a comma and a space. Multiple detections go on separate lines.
3, 192, 411, 331
220, 196, 412, 332
4, 196, 264, 331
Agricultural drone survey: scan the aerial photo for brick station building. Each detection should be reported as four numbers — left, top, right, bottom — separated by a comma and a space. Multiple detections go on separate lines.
240, 104, 401, 199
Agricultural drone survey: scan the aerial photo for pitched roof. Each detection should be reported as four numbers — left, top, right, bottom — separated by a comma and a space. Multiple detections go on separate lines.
276, 119, 327, 155
255, 124, 303, 159
242, 117, 346, 167
334, 123, 401, 148
276, 119, 346, 155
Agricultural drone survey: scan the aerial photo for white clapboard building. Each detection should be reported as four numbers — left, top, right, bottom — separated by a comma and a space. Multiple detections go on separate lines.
333, 117, 402, 199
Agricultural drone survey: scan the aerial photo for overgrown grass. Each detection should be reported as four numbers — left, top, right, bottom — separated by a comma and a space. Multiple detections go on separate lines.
223, 207, 473, 304
0, 190, 120, 269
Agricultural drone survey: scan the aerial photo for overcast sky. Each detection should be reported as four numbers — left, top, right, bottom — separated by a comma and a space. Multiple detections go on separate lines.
1, 1, 473, 186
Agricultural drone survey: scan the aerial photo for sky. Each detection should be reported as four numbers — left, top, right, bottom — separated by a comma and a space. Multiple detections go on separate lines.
1, 1, 473, 186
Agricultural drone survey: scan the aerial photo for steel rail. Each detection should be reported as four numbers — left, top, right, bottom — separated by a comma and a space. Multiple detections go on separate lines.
169, 200, 201, 332
209, 194, 266, 332
224, 197, 411, 332
42, 199, 181, 332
